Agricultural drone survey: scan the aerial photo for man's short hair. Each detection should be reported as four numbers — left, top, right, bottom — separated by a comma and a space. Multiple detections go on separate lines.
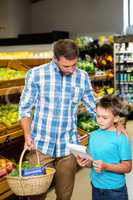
54, 39, 79, 60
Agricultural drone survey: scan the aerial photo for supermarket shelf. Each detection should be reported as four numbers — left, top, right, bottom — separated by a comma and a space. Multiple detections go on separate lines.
90, 74, 114, 81
79, 134, 89, 146
0, 176, 12, 198
78, 128, 89, 146
0, 85, 24, 96
114, 35, 133, 43
116, 61, 133, 64
0, 76, 24, 97
128, 104, 133, 109
78, 127, 88, 136
115, 52, 133, 54
0, 78, 24, 89
0, 58, 51, 68
0, 189, 13, 200
0, 129, 23, 143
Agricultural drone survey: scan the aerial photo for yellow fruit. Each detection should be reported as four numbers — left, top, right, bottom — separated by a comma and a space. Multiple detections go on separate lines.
0, 159, 7, 168
46, 168, 54, 174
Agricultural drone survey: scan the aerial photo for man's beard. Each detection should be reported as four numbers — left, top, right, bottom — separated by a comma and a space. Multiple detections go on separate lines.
59, 67, 73, 76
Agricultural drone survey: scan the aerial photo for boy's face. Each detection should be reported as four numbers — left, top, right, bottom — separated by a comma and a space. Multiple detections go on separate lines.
96, 106, 118, 131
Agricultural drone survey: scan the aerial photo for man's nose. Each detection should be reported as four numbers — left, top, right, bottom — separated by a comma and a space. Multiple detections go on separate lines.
70, 66, 76, 73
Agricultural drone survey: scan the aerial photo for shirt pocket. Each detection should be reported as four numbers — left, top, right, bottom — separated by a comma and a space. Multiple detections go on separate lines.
72, 87, 84, 103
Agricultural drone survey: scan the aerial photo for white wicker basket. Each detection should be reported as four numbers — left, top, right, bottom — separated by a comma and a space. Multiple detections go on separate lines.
6, 148, 55, 196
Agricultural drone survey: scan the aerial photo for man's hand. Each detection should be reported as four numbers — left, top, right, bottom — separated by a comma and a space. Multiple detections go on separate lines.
115, 122, 128, 136
21, 117, 35, 150
24, 134, 35, 150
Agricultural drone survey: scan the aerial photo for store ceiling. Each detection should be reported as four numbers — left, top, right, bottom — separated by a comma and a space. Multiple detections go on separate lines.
31, 0, 44, 3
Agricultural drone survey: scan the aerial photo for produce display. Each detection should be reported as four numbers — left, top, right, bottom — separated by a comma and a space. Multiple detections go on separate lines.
78, 112, 99, 133
0, 68, 25, 81
0, 104, 19, 127
77, 59, 95, 74
94, 85, 114, 98
0, 50, 53, 199
75, 36, 114, 97
0, 51, 53, 59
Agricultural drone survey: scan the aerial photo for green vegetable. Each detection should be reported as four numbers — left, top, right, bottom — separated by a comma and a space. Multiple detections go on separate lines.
10, 169, 19, 177
22, 161, 32, 169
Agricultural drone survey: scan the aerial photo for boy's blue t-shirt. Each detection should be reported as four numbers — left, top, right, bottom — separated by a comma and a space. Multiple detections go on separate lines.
87, 129, 132, 189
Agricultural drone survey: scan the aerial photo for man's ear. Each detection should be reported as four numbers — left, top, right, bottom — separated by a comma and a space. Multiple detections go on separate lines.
114, 115, 120, 123
54, 57, 59, 63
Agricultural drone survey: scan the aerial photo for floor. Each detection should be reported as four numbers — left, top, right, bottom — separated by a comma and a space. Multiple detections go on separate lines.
46, 120, 133, 200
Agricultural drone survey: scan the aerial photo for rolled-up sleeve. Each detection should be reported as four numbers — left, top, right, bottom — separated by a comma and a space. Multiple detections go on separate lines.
19, 69, 38, 119
82, 72, 96, 119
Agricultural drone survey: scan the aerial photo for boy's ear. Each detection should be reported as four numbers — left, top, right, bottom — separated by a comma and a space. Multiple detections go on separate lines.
114, 115, 120, 123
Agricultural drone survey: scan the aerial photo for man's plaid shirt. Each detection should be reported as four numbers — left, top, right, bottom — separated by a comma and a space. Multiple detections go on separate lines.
19, 60, 96, 157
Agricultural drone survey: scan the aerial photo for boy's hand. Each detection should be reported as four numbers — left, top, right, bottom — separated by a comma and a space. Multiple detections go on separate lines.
76, 155, 92, 167
93, 160, 107, 173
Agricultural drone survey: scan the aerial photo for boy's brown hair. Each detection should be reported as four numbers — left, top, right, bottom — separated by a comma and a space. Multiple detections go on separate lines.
96, 95, 123, 116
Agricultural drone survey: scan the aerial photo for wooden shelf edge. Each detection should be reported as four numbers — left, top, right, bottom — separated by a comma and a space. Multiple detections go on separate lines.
90, 74, 114, 81
0, 85, 24, 96
0, 129, 23, 143
0, 189, 13, 199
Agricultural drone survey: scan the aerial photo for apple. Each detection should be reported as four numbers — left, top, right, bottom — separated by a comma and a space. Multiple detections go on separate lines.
6, 161, 13, 173
0, 168, 7, 177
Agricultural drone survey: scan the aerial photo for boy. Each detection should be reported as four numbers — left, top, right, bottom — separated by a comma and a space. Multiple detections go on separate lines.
77, 95, 132, 200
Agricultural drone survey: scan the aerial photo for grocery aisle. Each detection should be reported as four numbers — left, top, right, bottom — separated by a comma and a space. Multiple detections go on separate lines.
47, 168, 91, 200
46, 120, 133, 200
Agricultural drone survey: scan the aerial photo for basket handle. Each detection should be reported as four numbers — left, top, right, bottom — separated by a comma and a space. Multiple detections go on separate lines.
19, 147, 40, 177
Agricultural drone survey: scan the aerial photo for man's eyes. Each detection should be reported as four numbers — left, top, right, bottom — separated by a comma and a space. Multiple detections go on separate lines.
63, 65, 75, 68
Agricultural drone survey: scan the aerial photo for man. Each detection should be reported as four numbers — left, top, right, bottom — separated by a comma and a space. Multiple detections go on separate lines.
19, 39, 97, 200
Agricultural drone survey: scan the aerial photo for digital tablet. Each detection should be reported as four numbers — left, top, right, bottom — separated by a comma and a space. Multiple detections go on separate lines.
67, 143, 93, 160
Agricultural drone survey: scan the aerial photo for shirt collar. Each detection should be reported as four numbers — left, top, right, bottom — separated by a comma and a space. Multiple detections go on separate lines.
51, 59, 60, 72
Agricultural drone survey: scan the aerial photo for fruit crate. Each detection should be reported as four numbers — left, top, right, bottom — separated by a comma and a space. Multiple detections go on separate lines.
0, 129, 23, 144
6, 121, 21, 134
78, 128, 89, 146
79, 134, 89, 146
0, 155, 13, 177
0, 123, 7, 136
0, 176, 12, 199
0, 60, 28, 89
78, 127, 88, 136
0, 78, 25, 89
0, 155, 14, 199
7, 60, 30, 72
78, 103, 87, 114
0, 121, 21, 135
